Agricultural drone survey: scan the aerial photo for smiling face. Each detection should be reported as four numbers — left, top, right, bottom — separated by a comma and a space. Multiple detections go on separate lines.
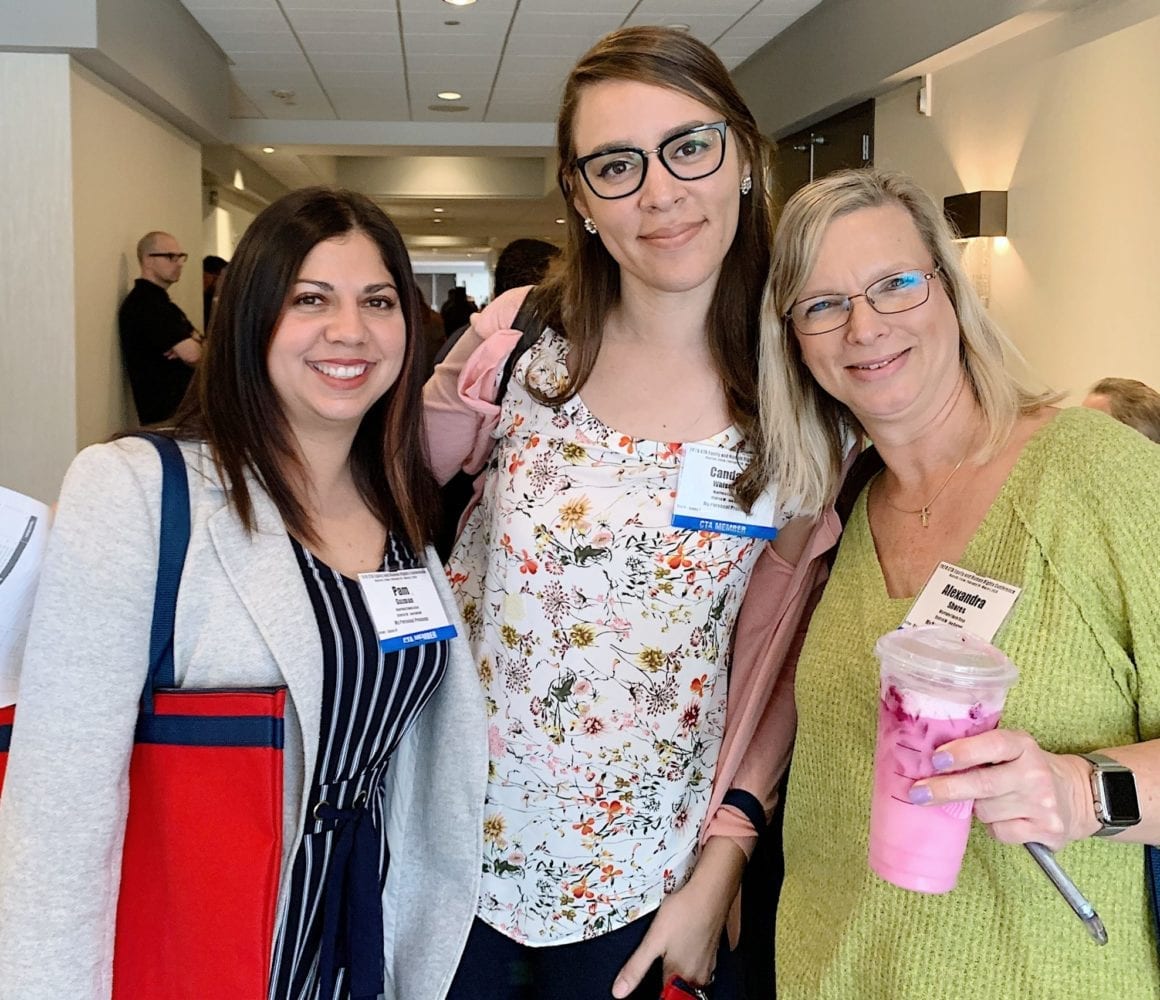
793, 202, 963, 433
569, 80, 748, 303
267, 229, 407, 443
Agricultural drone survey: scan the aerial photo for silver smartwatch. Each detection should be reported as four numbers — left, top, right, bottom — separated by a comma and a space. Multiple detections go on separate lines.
1080, 752, 1141, 837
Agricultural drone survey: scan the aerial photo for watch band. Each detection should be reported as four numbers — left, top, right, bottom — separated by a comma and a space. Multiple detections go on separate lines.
1080, 751, 1123, 769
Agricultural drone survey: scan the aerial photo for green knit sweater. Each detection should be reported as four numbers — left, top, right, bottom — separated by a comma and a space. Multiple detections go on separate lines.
777, 408, 1160, 998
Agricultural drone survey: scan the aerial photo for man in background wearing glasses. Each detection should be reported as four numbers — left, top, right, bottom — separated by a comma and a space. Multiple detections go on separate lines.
117, 230, 203, 425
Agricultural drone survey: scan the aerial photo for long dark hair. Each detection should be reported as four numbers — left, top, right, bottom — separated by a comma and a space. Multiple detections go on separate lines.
532, 25, 776, 492
171, 187, 438, 551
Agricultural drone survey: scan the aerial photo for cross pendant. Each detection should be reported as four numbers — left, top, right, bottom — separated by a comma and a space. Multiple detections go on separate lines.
920, 507, 931, 528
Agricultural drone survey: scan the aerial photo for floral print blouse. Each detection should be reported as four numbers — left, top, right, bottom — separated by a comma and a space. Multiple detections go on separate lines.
448, 330, 769, 945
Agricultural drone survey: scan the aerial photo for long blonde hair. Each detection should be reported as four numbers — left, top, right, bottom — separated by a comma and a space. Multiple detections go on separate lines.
738, 168, 1054, 516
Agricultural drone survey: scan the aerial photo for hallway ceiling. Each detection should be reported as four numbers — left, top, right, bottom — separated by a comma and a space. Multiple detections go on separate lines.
180, 0, 821, 256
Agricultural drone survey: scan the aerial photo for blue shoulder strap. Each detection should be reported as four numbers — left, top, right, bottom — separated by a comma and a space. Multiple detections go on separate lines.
134, 434, 191, 713
1146, 845, 1160, 949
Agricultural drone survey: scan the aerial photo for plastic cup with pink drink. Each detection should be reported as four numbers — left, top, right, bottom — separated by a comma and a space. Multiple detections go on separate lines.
868, 624, 1019, 894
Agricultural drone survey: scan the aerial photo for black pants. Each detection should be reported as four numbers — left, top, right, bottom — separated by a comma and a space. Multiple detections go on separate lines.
446, 913, 740, 1000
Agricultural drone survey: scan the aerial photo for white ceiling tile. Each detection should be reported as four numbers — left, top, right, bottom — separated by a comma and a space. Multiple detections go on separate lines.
634, 0, 754, 15
286, 10, 399, 34
308, 51, 406, 71
515, 0, 633, 12
621, 13, 739, 43
401, 11, 513, 34
231, 69, 321, 89
180, 0, 278, 9
298, 32, 403, 55
280, 0, 397, 9
227, 52, 313, 72
396, 0, 515, 10
187, 10, 288, 34
404, 53, 500, 76
504, 34, 593, 58
510, 11, 623, 36
316, 70, 406, 88
213, 30, 303, 54
403, 33, 504, 56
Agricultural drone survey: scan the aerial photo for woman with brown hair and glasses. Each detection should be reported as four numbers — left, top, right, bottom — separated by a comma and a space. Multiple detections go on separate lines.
425, 26, 840, 1000
0, 188, 484, 1000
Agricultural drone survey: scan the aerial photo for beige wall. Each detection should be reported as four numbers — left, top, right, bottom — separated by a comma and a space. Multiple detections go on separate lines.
0, 53, 78, 504
70, 62, 202, 449
875, 4, 1160, 401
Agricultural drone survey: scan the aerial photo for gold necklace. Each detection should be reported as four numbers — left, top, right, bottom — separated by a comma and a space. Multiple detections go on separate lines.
879, 454, 968, 528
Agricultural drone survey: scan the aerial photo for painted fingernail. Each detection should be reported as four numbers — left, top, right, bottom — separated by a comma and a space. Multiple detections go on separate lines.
908, 784, 933, 805
932, 751, 954, 771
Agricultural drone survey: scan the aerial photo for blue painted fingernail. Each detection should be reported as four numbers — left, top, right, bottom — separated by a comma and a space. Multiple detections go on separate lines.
908, 784, 933, 805
932, 751, 954, 771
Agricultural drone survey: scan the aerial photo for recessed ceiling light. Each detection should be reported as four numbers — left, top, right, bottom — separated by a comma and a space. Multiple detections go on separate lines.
444, 20, 460, 26
433, 208, 445, 213
433, 218, 443, 224
442, 0, 477, 6
261, 146, 275, 154
437, 91, 462, 101
670, 23, 690, 31
555, 218, 565, 224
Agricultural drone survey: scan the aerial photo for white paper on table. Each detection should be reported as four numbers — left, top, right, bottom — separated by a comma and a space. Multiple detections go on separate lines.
0, 486, 52, 707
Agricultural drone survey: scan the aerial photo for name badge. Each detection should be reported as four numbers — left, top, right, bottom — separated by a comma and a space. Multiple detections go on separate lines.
358, 568, 458, 653
902, 561, 1022, 643
671, 443, 781, 539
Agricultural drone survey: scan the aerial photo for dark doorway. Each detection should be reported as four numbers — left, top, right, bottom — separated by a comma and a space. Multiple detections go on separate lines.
773, 99, 875, 208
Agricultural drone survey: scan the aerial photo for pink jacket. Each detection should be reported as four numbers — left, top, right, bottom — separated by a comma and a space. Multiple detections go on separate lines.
423, 286, 842, 858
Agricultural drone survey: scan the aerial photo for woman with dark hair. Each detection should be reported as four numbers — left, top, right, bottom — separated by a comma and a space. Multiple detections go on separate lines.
425, 26, 837, 1000
0, 187, 485, 1000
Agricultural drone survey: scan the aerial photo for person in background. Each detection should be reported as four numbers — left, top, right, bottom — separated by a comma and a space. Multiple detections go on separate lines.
440, 285, 477, 337
202, 253, 228, 329
415, 286, 448, 380
493, 238, 561, 299
118, 231, 203, 425
433, 238, 561, 369
425, 25, 836, 1000
758, 168, 1160, 998
431, 238, 562, 560
0, 188, 485, 1000
1082, 376, 1160, 443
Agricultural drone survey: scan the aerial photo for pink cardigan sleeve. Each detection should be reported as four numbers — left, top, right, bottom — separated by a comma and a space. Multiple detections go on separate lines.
700, 505, 842, 855
422, 286, 533, 485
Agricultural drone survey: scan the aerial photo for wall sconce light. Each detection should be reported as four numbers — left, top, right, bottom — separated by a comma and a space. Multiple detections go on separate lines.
943, 190, 1007, 239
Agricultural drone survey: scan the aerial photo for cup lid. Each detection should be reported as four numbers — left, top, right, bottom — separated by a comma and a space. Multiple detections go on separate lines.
875, 624, 1018, 692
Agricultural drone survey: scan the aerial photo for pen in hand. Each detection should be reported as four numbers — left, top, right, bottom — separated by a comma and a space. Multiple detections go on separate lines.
1024, 841, 1108, 945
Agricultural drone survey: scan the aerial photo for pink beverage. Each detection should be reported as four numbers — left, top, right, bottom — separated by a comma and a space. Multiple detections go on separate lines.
868, 625, 1018, 894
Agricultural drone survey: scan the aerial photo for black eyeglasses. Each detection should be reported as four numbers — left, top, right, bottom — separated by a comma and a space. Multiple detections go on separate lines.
574, 122, 729, 200
148, 252, 189, 263
787, 266, 942, 336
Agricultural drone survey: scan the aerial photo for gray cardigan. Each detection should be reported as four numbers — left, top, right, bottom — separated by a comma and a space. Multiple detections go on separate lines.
0, 437, 486, 1000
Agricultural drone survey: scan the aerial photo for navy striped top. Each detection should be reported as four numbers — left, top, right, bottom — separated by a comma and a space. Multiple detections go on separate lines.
269, 535, 448, 1000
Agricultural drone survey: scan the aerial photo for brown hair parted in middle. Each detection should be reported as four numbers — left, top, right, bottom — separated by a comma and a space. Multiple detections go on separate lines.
169, 186, 439, 552
530, 25, 777, 501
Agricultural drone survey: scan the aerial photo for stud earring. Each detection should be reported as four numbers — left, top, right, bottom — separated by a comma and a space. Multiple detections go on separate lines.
740, 176, 753, 195
583, 218, 598, 235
